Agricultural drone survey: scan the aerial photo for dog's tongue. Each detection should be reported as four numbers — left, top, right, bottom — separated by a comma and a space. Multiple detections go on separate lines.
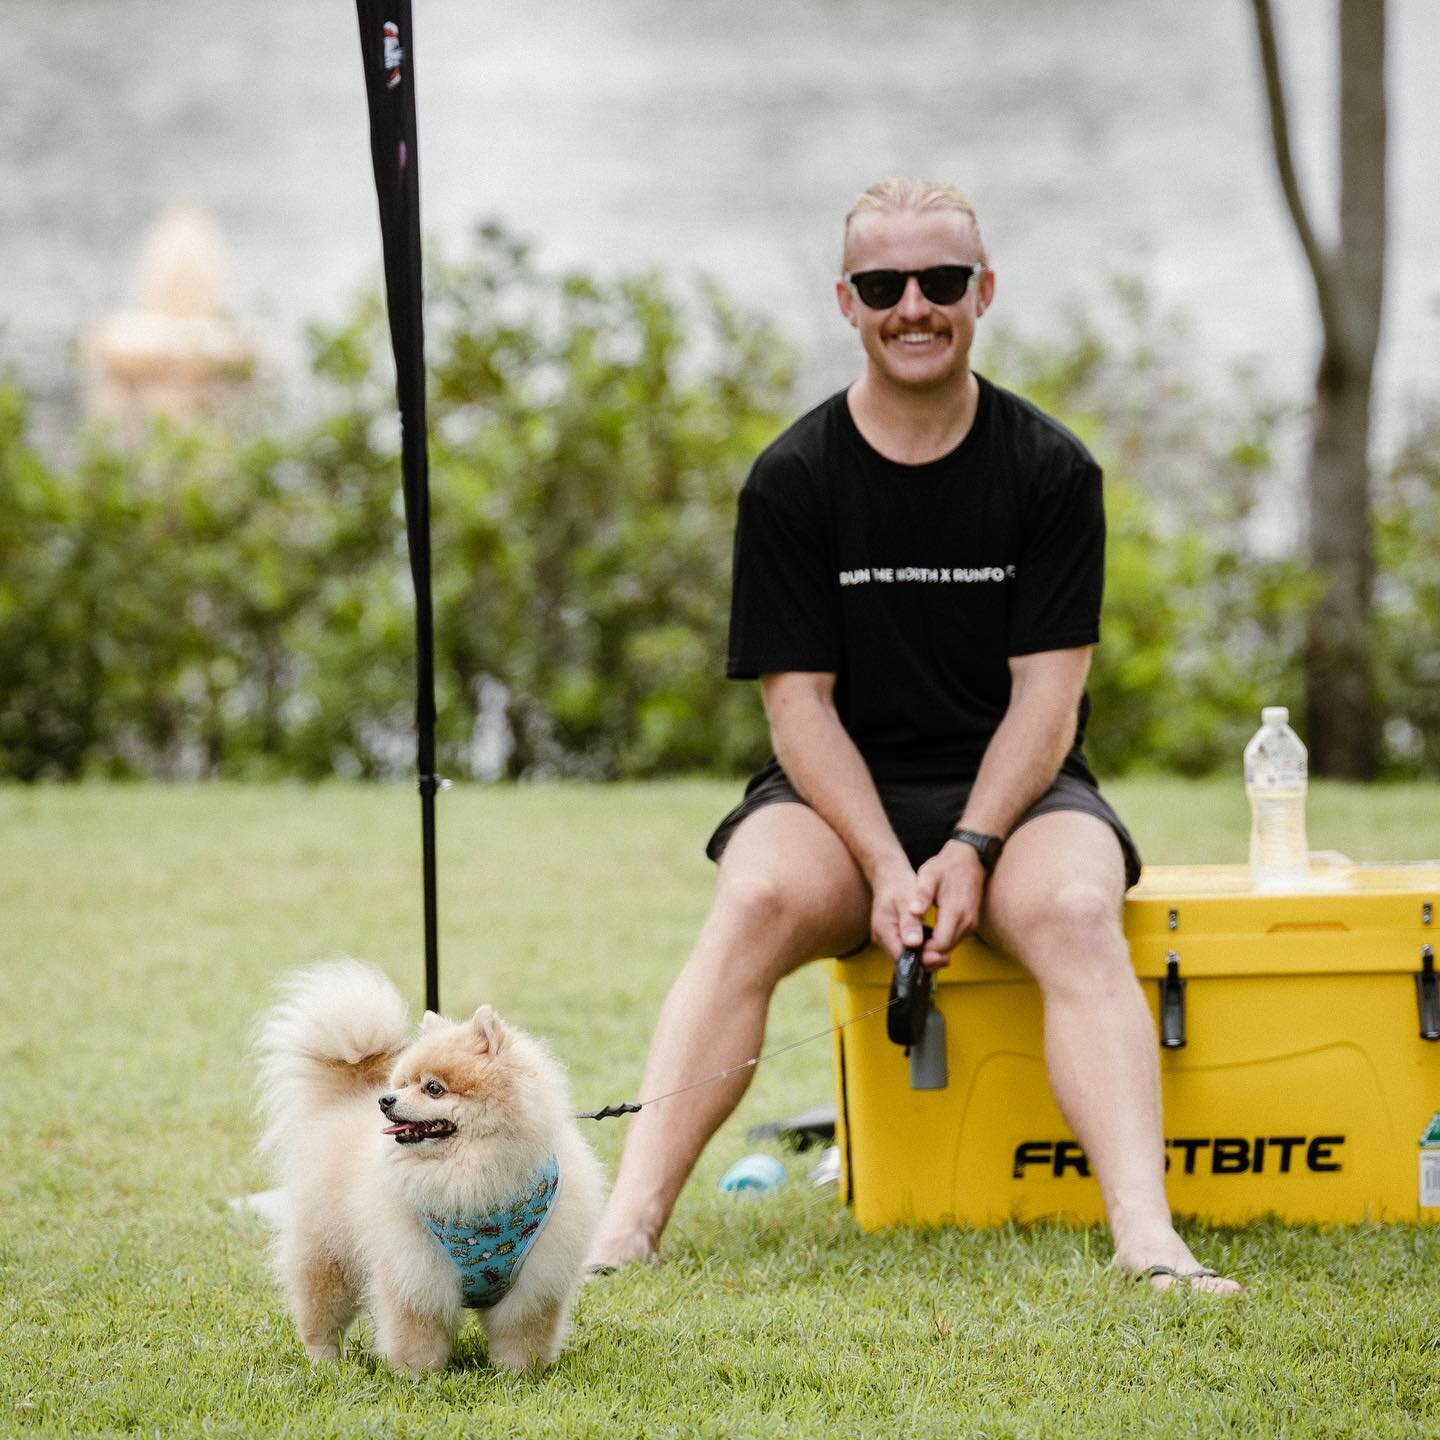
381, 1122, 416, 1135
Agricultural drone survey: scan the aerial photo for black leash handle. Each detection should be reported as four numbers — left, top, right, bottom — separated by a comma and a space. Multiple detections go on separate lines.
887, 926, 933, 1050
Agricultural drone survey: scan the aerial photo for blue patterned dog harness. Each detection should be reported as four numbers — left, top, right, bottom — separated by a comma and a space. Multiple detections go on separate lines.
422, 1154, 561, 1309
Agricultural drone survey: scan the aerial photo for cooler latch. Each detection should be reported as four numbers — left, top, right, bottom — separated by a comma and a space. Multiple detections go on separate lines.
1417, 945, 1440, 1042
1159, 952, 1186, 1049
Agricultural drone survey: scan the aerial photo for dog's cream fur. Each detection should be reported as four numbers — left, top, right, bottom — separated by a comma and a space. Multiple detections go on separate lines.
254, 960, 603, 1373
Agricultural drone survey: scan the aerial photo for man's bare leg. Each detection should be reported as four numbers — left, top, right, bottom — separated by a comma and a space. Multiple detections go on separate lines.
981, 810, 1242, 1296
586, 803, 871, 1270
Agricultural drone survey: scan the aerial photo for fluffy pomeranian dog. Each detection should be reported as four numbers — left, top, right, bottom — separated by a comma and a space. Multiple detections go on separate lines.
254, 961, 604, 1374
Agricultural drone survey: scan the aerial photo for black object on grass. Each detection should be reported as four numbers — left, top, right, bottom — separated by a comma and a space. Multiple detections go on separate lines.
746, 1104, 838, 1152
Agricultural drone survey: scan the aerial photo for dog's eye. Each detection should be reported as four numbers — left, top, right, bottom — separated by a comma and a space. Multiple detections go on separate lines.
423, 1079, 446, 1098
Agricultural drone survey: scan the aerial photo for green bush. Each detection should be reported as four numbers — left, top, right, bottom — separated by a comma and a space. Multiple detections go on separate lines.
983, 283, 1317, 776
1, 238, 1434, 781
0, 386, 415, 780
0, 228, 789, 780
300, 226, 790, 779
1373, 422, 1440, 775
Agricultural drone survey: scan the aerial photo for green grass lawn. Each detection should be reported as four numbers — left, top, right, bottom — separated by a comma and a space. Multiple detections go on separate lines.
3, 778, 1438, 1438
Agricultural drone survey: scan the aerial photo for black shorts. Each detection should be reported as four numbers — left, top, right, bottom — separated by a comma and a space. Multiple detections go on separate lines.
705, 762, 1143, 890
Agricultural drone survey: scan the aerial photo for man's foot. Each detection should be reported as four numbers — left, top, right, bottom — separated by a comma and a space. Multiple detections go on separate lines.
1125, 1263, 1242, 1296
583, 1224, 659, 1276
1112, 1230, 1243, 1296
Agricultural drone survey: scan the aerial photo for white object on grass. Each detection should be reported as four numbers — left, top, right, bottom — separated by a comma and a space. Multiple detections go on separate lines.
809, 1145, 841, 1188
228, 1188, 287, 1224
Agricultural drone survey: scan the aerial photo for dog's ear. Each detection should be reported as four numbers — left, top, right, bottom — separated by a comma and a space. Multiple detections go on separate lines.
470, 1003, 507, 1055
420, 1010, 445, 1034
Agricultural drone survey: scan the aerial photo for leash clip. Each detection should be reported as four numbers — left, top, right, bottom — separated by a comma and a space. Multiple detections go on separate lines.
576, 1102, 642, 1122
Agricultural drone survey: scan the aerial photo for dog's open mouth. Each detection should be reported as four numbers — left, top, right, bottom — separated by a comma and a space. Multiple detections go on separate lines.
381, 1118, 458, 1145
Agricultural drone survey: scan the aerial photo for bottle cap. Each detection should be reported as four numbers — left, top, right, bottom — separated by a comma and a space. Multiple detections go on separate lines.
1261, 706, 1289, 726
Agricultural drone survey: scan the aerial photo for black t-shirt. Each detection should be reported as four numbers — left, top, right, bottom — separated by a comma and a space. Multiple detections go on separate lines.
725, 375, 1103, 784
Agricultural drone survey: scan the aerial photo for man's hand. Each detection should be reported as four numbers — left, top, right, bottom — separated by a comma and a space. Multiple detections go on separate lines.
869, 857, 925, 960
908, 841, 988, 967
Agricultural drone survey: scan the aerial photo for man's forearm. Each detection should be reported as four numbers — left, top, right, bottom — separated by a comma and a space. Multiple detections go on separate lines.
765, 688, 909, 883
956, 652, 1091, 839
955, 705, 1072, 837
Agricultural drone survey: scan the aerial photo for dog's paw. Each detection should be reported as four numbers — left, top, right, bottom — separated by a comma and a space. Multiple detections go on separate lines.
303, 1340, 341, 1364
486, 1302, 565, 1373
487, 1336, 547, 1372
385, 1348, 451, 1375
392, 1353, 450, 1376
380, 1331, 453, 1375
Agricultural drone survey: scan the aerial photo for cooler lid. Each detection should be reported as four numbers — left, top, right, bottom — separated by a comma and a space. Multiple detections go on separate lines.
1122, 861, 1440, 977
831, 861, 1439, 984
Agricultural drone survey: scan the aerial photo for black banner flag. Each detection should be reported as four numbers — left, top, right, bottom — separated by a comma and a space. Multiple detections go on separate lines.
354, 1, 440, 1012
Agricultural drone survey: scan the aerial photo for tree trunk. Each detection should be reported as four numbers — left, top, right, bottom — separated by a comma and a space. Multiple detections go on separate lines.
1251, 0, 1387, 777
1303, 0, 1386, 778
1305, 341, 1377, 776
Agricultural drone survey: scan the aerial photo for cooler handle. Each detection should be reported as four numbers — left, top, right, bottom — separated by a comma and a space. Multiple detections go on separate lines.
1417, 945, 1439, 1042
1159, 952, 1186, 1049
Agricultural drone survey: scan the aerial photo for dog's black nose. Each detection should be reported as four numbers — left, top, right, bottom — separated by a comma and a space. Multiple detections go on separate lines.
379, 1094, 397, 1114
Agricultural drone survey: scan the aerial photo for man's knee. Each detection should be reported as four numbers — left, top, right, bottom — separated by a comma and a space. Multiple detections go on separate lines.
690, 869, 820, 993
988, 875, 1131, 996
710, 805, 870, 953
1045, 879, 1124, 942
713, 866, 789, 933
995, 871, 1119, 938
702, 840, 869, 987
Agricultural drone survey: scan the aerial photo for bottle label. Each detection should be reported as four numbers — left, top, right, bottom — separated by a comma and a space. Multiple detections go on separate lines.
1244, 762, 1306, 789
1421, 1150, 1440, 1209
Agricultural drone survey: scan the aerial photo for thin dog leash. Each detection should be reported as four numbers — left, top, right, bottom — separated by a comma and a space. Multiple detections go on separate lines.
575, 992, 903, 1121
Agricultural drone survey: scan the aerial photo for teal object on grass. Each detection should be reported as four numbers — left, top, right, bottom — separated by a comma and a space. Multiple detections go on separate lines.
719, 1154, 786, 1193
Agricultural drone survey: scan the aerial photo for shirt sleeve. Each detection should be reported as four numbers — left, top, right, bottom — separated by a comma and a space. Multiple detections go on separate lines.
725, 459, 840, 679
1006, 458, 1105, 657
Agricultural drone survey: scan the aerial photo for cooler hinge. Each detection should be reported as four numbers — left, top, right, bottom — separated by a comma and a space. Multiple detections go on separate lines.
1159, 951, 1186, 1049
1417, 945, 1440, 1042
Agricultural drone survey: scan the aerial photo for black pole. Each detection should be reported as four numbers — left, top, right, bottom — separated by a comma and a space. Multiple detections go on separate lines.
354, 0, 440, 1013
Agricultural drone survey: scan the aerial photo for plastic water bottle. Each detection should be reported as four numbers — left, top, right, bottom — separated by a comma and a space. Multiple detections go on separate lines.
718, 1154, 786, 1193
1243, 706, 1309, 889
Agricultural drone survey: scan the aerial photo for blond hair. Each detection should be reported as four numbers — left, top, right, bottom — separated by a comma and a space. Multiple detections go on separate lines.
842, 179, 988, 268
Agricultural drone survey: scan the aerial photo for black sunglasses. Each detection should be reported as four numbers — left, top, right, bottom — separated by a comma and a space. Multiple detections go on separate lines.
844, 264, 986, 310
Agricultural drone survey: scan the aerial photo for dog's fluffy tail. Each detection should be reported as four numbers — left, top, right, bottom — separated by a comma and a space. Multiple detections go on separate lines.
253, 960, 411, 1172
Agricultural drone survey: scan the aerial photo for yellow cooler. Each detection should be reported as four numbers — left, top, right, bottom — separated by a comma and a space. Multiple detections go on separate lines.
829, 862, 1440, 1228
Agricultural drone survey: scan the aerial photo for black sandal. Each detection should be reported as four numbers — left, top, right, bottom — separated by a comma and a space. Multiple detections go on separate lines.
1135, 1264, 1219, 1285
